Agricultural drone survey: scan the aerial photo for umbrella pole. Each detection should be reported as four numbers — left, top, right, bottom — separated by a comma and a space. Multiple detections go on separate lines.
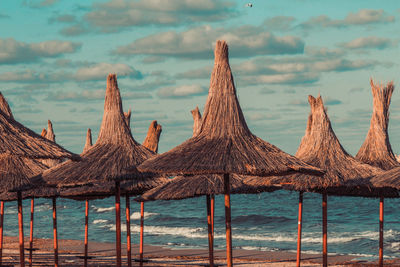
296, 191, 303, 267
0, 200, 4, 266
211, 195, 215, 235
29, 197, 34, 267
206, 195, 214, 267
84, 199, 89, 267
139, 201, 144, 262
18, 191, 25, 267
379, 196, 384, 267
126, 194, 132, 267
115, 181, 122, 267
322, 193, 327, 267
224, 173, 233, 267
52, 197, 58, 267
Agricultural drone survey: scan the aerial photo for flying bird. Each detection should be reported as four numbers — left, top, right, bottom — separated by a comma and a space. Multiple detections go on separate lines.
245, 3, 253, 7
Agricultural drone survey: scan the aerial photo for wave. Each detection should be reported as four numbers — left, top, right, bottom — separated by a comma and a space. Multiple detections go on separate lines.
93, 219, 108, 224
130, 212, 158, 220
92, 205, 115, 213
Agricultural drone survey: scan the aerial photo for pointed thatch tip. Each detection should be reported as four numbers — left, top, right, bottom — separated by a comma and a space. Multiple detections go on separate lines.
0, 92, 14, 119
45, 119, 55, 142
41, 128, 47, 137
191, 106, 202, 137
142, 120, 162, 153
83, 128, 93, 154
124, 108, 132, 128
107, 73, 118, 90
214, 40, 229, 65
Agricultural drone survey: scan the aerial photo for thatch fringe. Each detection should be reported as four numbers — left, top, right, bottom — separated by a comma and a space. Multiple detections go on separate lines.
82, 128, 93, 154
0, 92, 13, 119
371, 166, 400, 192
142, 121, 162, 154
246, 95, 391, 197
356, 79, 398, 170
139, 40, 323, 177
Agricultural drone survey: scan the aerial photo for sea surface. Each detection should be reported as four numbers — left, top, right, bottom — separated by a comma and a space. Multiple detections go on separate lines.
2, 190, 399, 261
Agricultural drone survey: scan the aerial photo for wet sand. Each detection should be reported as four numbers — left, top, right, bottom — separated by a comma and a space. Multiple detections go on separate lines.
1, 236, 399, 266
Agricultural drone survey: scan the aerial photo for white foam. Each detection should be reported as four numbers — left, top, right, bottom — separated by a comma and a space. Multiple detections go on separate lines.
92, 206, 115, 213
93, 219, 108, 224
130, 212, 158, 220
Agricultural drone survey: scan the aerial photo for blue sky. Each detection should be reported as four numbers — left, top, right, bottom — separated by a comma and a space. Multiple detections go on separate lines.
0, 0, 399, 156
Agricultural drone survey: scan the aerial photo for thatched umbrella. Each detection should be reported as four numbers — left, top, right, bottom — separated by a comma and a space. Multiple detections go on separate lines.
123, 120, 163, 265
246, 95, 387, 267
0, 92, 78, 267
83, 128, 93, 154
41, 74, 159, 267
355, 79, 397, 267
138, 40, 323, 267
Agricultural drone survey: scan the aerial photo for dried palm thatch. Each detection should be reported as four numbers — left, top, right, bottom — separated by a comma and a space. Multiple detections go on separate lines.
0, 93, 13, 119
139, 41, 323, 177
142, 121, 162, 154
124, 109, 131, 128
356, 79, 398, 170
247, 95, 396, 197
0, 105, 79, 160
137, 174, 277, 201
41, 120, 63, 168
82, 129, 93, 154
191, 106, 202, 137
42, 74, 155, 189
0, 154, 47, 194
371, 167, 400, 190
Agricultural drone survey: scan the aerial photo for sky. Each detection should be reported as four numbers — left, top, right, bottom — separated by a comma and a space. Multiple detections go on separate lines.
0, 0, 399, 156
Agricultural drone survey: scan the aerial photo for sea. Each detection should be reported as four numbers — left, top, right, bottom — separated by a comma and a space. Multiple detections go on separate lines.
2, 190, 399, 261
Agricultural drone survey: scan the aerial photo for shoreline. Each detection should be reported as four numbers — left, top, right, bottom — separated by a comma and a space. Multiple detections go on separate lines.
1, 236, 399, 266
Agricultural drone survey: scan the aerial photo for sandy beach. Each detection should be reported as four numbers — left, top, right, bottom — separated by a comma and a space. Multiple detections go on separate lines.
1, 236, 398, 266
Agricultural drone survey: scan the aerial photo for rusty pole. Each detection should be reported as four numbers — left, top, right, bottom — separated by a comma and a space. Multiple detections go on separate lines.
29, 198, 34, 267
379, 196, 384, 267
296, 192, 303, 267
18, 191, 25, 267
224, 173, 233, 267
126, 195, 132, 267
0, 201, 3, 266
84, 199, 89, 267
52, 197, 58, 267
206, 195, 214, 267
115, 181, 122, 267
322, 193, 327, 267
140, 201, 144, 262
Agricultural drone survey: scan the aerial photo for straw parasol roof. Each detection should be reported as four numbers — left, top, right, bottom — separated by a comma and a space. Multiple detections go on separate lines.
246, 95, 393, 197
356, 79, 398, 170
82, 128, 93, 154
124, 109, 131, 128
371, 167, 400, 190
0, 103, 79, 160
142, 120, 162, 154
41, 74, 155, 188
0, 92, 13, 119
139, 41, 323, 177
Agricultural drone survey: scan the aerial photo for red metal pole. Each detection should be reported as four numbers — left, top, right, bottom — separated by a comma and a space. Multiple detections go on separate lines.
211, 195, 215, 235
84, 199, 89, 267
379, 196, 384, 267
296, 192, 303, 267
206, 195, 214, 267
52, 197, 58, 267
126, 194, 132, 267
29, 198, 34, 267
139, 201, 144, 262
224, 173, 233, 267
18, 191, 25, 267
0, 200, 4, 266
115, 181, 121, 267
322, 193, 327, 267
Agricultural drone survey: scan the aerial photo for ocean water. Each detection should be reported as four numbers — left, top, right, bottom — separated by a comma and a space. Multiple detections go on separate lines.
2, 190, 399, 261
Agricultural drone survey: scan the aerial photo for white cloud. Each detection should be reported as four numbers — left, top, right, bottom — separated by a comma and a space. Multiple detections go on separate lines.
74, 63, 142, 81
84, 0, 237, 33
0, 38, 81, 64
157, 84, 207, 98
340, 36, 398, 50
114, 25, 304, 59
